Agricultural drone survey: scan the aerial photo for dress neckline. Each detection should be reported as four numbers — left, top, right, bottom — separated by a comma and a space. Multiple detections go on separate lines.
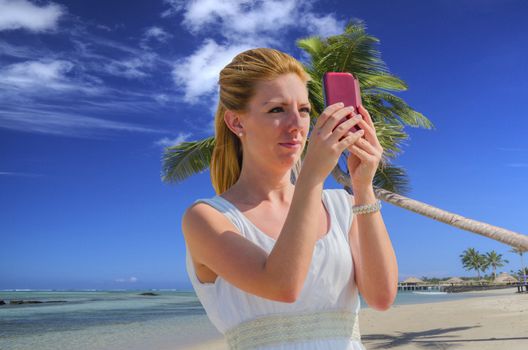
215, 190, 334, 245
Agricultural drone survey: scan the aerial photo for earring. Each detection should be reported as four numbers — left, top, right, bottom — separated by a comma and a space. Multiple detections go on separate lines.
238, 132, 243, 137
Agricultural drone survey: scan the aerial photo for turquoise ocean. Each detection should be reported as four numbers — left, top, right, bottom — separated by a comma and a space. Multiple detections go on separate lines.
0, 289, 506, 350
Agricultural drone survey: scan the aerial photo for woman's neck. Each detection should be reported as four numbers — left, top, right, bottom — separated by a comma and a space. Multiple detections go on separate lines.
225, 170, 295, 206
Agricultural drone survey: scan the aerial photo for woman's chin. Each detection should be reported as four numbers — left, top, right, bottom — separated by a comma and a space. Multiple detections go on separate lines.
276, 157, 298, 169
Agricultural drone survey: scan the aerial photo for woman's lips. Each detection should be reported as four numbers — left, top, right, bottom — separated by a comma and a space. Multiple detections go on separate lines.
279, 143, 301, 149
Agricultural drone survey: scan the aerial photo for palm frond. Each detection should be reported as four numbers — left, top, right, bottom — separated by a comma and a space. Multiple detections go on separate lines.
360, 73, 407, 91
296, 36, 326, 63
373, 164, 410, 195
373, 92, 434, 129
161, 137, 215, 183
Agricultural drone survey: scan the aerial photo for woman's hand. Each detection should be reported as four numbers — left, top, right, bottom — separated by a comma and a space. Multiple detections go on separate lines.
346, 105, 383, 190
301, 103, 365, 185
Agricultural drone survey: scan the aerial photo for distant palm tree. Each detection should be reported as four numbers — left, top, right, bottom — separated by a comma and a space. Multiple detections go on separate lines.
162, 20, 528, 251
484, 251, 509, 280
460, 248, 488, 281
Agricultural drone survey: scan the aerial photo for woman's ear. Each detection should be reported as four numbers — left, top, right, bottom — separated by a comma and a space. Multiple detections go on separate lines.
224, 109, 244, 136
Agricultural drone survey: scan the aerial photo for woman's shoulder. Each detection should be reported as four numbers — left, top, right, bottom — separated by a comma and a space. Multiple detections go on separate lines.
183, 194, 244, 234
182, 195, 223, 227
182, 195, 243, 245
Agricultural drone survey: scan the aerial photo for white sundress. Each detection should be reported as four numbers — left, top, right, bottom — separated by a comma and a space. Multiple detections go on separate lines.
185, 188, 366, 350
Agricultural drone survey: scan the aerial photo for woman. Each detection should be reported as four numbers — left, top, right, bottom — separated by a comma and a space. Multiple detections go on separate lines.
182, 48, 398, 349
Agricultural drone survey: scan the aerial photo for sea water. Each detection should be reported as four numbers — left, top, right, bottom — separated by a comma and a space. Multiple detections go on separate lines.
0, 289, 509, 350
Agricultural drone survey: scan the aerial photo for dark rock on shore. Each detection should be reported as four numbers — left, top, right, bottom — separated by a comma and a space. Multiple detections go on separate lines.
0, 300, 5, 305
139, 292, 159, 296
44, 300, 68, 303
10, 300, 42, 304
8, 300, 67, 305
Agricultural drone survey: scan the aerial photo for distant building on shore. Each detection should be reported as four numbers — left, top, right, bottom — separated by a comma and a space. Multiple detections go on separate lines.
398, 277, 443, 291
494, 272, 519, 284
444, 277, 465, 285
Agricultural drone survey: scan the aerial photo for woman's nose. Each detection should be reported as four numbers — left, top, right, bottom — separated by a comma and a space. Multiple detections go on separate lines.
287, 109, 305, 132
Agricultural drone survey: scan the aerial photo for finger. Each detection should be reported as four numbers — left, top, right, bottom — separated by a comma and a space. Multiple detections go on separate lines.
353, 137, 382, 158
319, 106, 355, 137
338, 129, 364, 152
329, 113, 362, 142
356, 119, 382, 149
349, 144, 375, 162
358, 105, 375, 129
315, 103, 346, 131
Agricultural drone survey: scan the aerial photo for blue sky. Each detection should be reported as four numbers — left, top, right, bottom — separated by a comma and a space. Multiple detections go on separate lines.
1, 0, 527, 291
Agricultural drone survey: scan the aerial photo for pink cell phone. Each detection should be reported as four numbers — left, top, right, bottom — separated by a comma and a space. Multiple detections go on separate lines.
322, 72, 362, 132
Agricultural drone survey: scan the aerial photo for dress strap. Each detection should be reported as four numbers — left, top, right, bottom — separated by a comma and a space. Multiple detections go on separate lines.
224, 309, 361, 349
192, 197, 247, 238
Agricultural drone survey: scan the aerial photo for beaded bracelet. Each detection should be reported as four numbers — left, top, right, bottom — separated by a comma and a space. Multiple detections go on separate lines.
352, 200, 381, 215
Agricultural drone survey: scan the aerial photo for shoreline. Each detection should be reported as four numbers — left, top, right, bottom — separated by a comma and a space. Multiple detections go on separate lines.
181, 287, 527, 350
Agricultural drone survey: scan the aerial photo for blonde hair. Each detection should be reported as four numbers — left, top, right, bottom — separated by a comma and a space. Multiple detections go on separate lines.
210, 48, 311, 195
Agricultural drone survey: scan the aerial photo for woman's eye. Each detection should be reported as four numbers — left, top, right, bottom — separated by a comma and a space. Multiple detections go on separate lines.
268, 107, 284, 113
268, 107, 311, 114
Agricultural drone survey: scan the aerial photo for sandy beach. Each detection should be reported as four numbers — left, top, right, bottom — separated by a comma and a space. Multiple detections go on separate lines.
183, 288, 528, 350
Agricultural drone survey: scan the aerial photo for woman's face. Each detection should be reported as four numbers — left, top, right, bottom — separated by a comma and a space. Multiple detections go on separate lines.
238, 73, 311, 171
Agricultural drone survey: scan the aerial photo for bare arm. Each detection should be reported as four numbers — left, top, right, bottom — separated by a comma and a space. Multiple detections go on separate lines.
264, 173, 324, 300
344, 105, 398, 310
182, 174, 324, 303
349, 187, 398, 311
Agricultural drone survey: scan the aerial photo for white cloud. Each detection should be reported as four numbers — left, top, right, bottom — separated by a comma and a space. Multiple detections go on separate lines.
104, 54, 156, 79
303, 12, 345, 37
0, 0, 64, 32
165, 0, 345, 103
0, 39, 45, 59
155, 132, 193, 147
115, 276, 138, 283
177, 0, 295, 37
0, 6, 184, 139
140, 26, 172, 50
143, 26, 171, 43
172, 39, 253, 103
96, 24, 112, 32
0, 108, 163, 138
0, 59, 102, 94
506, 163, 528, 168
153, 94, 170, 104
169, 0, 344, 40
1, 60, 72, 87
69, 34, 171, 81
161, 0, 185, 18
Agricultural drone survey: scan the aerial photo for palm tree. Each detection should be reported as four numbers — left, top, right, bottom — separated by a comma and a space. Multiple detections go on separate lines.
162, 20, 528, 251
509, 246, 527, 284
484, 251, 509, 280
460, 248, 488, 281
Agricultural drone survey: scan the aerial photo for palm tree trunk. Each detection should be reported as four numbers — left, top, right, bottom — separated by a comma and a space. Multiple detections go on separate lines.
521, 253, 527, 285
332, 167, 528, 250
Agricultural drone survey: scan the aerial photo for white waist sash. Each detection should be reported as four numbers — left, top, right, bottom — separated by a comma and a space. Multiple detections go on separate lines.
224, 309, 361, 350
